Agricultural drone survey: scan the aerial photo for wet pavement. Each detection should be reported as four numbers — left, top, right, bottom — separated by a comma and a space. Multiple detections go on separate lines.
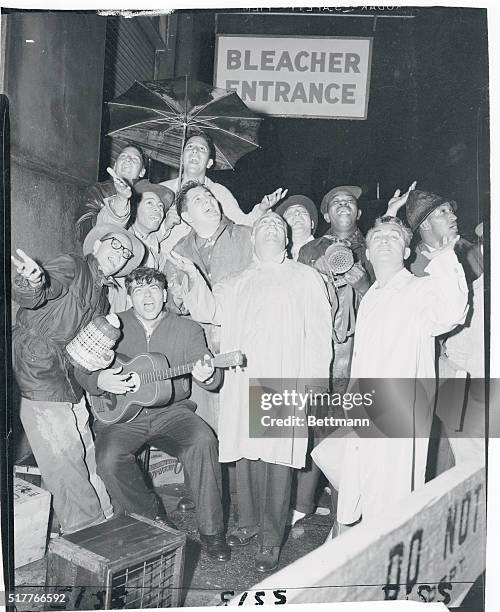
14, 485, 333, 609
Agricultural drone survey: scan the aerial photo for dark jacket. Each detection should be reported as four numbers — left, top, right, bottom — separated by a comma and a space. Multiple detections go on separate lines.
76, 179, 116, 241
174, 216, 253, 286
12, 254, 110, 402
298, 227, 373, 344
77, 308, 222, 405
298, 227, 373, 282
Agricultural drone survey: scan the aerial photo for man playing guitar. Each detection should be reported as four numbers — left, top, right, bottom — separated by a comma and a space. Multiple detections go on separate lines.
76, 267, 231, 562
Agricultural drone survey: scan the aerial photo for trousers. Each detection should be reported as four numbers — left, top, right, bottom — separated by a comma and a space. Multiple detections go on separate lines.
19, 397, 107, 533
94, 402, 224, 535
236, 458, 292, 547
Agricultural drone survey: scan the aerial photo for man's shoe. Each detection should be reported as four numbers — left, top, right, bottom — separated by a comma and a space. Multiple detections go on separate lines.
177, 496, 195, 512
227, 525, 259, 547
255, 546, 280, 573
200, 533, 231, 562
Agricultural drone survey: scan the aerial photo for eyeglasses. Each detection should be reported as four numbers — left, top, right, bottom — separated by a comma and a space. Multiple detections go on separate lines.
102, 237, 133, 260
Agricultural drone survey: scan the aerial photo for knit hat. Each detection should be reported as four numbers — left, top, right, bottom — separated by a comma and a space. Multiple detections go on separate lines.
275, 195, 318, 234
134, 180, 175, 208
321, 186, 362, 215
405, 190, 457, 231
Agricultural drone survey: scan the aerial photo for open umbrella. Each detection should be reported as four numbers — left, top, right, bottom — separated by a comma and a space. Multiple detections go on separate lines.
107, 75, 262, 174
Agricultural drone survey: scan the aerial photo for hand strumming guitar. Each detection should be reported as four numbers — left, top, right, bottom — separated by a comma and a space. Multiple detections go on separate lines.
97, 366, 136, 395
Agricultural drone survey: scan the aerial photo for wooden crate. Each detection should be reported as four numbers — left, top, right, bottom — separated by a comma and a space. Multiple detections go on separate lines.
14, 477, 51, 568
45, 513, 186, 610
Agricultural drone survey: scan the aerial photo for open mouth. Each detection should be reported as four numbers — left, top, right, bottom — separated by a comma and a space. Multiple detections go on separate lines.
143, 302, 156, 312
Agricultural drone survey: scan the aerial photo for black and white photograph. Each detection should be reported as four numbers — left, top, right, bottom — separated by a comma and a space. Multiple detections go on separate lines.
0, 3, 494, 611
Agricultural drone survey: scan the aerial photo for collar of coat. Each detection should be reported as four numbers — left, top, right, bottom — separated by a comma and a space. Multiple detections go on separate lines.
185, 215, 235, 248
86, 254, 119, 288
325, 226, 365, 248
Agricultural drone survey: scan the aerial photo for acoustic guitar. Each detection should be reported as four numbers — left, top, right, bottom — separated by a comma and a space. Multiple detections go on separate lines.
88, 350, 244, 424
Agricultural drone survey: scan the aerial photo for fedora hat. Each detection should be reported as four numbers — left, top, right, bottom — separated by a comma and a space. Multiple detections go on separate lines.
83, 224, 145, 277
276, 195, 318, 234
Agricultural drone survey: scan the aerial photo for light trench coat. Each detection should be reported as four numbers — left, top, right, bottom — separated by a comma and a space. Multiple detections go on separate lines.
184, 257, 332, 468
313, 250, 469, 524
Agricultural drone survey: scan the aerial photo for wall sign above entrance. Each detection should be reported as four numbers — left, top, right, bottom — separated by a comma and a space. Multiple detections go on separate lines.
215, 35, 373, 119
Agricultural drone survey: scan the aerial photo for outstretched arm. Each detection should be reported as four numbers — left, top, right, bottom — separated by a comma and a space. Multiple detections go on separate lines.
419, 235, 469, 336
166, 251, 224, 325
11, 250, 75, 308
384, 180, 417, 218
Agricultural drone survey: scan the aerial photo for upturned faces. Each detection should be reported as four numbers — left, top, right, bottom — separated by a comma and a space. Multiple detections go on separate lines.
135, 192, 166, 235
252, 212, 287, 261
365, 218, 412, 286
178, 183, 222, 238
283, 205, 314, 240
419, 202, 458, 248
325, 191, 361, 236
114, 146, 146, 182
93, 232, 134, 277
182, 134, 214, 181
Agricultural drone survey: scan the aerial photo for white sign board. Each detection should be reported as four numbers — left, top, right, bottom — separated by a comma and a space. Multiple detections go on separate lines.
215, 35, 373, 119
230, 463, 485, 606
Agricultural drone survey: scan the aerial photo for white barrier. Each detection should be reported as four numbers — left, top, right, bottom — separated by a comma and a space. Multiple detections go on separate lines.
230, 463, 485, 606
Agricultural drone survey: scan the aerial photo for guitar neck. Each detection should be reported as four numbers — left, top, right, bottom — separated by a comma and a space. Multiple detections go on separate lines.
152, 359, 212, 382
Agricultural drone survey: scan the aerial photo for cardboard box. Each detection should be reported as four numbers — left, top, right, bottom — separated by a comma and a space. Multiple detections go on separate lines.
14, 477, 51, 568
148, 448, 184, 487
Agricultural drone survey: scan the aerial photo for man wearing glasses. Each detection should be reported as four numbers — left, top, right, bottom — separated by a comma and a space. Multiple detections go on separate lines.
11, 225, 144, 534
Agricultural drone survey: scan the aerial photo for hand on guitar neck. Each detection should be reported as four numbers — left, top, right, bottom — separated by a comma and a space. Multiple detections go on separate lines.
192, 354, 215, 384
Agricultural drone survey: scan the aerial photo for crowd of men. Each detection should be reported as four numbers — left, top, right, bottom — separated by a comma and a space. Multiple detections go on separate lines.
12, 128, 485, 574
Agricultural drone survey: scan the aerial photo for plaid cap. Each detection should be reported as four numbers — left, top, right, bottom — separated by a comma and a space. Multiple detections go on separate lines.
405, 190, 457, 231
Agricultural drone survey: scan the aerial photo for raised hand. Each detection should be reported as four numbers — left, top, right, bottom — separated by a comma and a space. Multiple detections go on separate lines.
166, 250, 199, 282
11, 249, 44, 286
107, 166, 132, 200
163, 206, 181, 234
192, 354, 215, 383
422, 234, 460, 260
259, 187, 289, 211
385, 181, 417, 217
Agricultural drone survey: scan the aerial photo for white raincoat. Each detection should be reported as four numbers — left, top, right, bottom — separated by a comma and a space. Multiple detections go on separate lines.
313, 249, 468, 523
184, 257, 332, 468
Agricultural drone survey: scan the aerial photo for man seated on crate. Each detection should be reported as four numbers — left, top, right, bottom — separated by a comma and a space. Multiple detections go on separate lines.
76, 266, 231, 562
